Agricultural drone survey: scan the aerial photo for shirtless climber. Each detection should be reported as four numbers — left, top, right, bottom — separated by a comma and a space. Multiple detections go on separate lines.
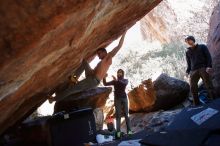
49, 31, 127, 103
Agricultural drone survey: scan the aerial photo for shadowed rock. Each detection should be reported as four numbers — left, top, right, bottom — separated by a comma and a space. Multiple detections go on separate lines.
0, 0, 162, 134
153, 73, 190, 110
54, 87, 112, 113
121, 109, 181, 134
207, 2, 220, 97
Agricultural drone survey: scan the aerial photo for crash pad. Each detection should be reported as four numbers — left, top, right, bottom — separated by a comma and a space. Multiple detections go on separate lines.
167, 98, 220, 130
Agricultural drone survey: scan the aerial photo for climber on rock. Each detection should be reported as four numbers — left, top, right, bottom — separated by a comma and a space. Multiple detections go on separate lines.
48, 31, 127, 103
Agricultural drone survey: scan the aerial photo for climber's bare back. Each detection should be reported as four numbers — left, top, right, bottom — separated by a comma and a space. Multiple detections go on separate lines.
94, 54, 112, 80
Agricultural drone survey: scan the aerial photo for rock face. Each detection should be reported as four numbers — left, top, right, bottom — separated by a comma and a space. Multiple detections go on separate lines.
93, 108, 104, 131
128, 79, 156, 112
140, 0, 217, 44
121, 109, 181, 134
207, 2, 220, 97
153, 74, 189, 110
140, 0, 177, 43
0, 0, 162, 134
54, 87, 112, 113
128, 74, 189, 113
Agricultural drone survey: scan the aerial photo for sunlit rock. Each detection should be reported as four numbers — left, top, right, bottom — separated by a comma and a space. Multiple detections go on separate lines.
128, 79, 156, 112
128, 74, 189, 113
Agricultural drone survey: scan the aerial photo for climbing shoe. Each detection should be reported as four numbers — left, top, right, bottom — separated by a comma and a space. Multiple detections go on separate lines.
116, 132, 121, 139
128, 130, 133, 136
70, 74, 78, 84
47, 95, 55, 104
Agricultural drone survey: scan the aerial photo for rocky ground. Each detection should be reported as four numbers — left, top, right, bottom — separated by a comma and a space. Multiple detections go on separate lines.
121, 109, 182, 134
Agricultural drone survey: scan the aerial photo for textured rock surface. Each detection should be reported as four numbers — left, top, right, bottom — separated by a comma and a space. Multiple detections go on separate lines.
140, 0, 177, 43
153, 74, 189, 110
140, 0, 217, 44
128, 74, 189, 113
54, 87, 112, 113
121, 109, 181, 133
128, 79, 156, 112
0, 0, 162, 134
93, 108, 104, 131
207, 2, 220, 97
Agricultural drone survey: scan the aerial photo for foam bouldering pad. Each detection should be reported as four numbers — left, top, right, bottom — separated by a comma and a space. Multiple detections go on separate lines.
140, 99, 220, 146
140, 129, 210, 146
167, 98, 220, 131
203, 132, 220, 146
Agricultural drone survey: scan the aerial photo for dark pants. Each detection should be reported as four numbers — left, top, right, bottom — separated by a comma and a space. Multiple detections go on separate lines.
115, 97, 131, 133
190, 68, 215, 104
55, 61, 100, 101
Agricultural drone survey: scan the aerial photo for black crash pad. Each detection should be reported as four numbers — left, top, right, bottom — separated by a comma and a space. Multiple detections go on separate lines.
140, 99, 220, 146
140, 129, 210, 146
167, 98, 220, 131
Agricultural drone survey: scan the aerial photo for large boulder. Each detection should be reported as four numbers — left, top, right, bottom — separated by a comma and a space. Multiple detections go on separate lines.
207, 2, 220, 97
128, 74, 190, 113
54, 87, 112, 113
153, 73, 190, 110
0, 0, 162, 134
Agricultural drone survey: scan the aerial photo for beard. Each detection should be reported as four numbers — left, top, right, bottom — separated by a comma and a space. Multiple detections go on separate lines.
117, 76, 123, 79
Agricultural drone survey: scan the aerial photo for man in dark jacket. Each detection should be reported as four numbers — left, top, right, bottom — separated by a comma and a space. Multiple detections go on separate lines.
103, 69, 131, 138
185, 36, 215, 105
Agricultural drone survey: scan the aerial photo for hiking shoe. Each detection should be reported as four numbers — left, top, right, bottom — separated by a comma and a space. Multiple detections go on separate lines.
128, 130, 133, 135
